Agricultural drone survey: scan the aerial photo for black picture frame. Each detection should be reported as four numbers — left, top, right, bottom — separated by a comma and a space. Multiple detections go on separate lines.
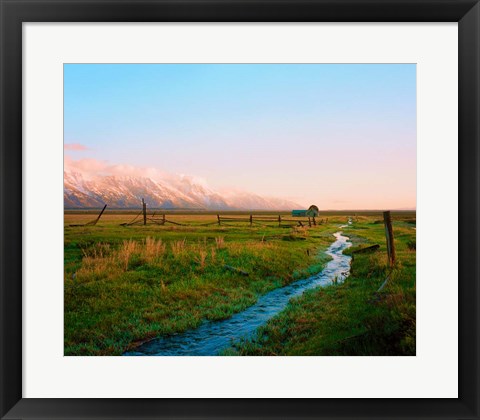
1, 1, 479, 419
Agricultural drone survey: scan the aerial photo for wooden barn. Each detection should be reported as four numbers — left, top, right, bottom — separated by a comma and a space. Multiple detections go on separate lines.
292, 205, 319, 217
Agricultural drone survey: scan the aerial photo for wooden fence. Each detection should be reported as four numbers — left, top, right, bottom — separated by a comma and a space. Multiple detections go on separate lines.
70, 197, 325, 229
120, 212, 324, 228
216, 214, 324, 227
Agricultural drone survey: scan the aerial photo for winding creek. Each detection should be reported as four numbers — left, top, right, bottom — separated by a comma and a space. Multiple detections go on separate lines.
124, 224, 352, 356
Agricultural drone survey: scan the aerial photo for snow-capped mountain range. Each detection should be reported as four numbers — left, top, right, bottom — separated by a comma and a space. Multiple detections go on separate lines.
64, 171, 302, 210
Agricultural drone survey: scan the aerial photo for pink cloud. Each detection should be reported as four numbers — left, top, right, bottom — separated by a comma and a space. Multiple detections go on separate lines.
64, 143, 88, 151
64, 156, 170, 182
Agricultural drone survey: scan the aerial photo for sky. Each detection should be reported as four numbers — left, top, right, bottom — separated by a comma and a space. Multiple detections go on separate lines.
64, 63, 416, 210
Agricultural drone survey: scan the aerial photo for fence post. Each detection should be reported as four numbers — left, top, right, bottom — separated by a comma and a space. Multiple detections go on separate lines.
162, 214, 166, 225
278, 215, 281, 227
142, 198, 147, 225
250, 214, 253, 227
92, 204, 107, 226
217, 214, 221, 226
383, 211, 396, 266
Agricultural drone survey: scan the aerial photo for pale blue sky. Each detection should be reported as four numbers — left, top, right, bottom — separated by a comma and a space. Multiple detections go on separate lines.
64, 64, 416, 209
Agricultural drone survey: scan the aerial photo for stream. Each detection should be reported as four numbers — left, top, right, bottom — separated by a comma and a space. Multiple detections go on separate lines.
124, 223, 352, 356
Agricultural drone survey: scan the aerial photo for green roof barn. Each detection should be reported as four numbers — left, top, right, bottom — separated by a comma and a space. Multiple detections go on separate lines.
292, 210, 307, 217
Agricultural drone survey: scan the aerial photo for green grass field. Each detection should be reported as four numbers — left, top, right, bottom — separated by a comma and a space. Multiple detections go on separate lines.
64, 211, 415, 356
223, 215, 416, 356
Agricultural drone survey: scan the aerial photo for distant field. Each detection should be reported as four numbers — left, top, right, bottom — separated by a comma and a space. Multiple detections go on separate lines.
64, 211, 416, 356
65, 209, 416, 217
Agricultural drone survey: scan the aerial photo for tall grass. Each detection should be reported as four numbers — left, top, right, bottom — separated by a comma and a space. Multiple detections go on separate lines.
195, 248, 208, 269
119, 239, 138, 271
171, 239, 187, 256
215, 236, 225, 249
74, 237, 168, 282
144, 237, 166, 261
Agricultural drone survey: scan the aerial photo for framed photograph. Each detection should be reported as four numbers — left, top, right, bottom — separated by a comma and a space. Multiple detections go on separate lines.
1, 0, 478, 419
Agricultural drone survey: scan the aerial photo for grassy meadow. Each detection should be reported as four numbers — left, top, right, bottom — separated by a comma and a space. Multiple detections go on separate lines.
223, 215, 416, 356
64, 211, 415, 356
